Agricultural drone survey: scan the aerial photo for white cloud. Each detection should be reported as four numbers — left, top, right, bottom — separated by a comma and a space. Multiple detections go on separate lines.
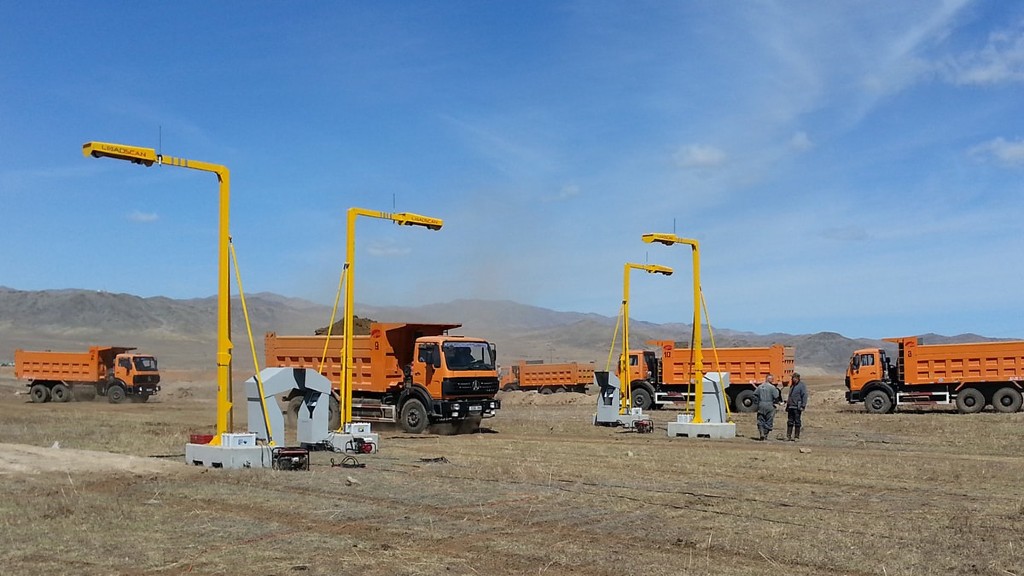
127, 210, 158, 223
789, 131, 813, 152
366, 241, 411, 257
818, 225, 869, 242
747, 1, 970, 128
544, 184, 581, 203
969, 137, 1024, 167
673, 144, 726, 169
441, 113, 558, 176
942, 25, 1024, 85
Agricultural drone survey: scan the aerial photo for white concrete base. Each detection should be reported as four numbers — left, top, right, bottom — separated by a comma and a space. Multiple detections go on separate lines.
666, 421, 737, 439
324, 432, 380, 454
185, 443, 272, 468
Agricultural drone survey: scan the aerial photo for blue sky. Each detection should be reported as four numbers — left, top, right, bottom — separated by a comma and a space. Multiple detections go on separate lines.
2, 1, 1023, 339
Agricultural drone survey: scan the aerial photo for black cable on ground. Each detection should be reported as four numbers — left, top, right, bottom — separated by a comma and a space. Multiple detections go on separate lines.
330, 456, 365, 468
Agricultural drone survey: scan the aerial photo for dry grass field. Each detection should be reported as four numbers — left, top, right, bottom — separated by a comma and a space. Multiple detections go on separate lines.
0, 369, 1022, 576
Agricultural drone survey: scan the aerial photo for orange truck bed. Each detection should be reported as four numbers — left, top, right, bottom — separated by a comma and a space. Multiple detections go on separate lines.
502, 361, 595, 392
15, 346, 133, 384
887, 337, 1024, 385
656, 342, 794, 386
265, 323, 460, 394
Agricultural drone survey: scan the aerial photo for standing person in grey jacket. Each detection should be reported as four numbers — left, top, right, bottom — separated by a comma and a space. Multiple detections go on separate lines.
786, 372, 809, 441
753, 374, 782, 441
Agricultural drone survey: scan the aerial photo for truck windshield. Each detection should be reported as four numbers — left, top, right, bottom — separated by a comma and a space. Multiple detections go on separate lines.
442, 342, 495, 371
133, 356, 158, 371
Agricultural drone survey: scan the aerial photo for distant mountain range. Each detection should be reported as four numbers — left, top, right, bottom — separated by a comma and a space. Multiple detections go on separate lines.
0, 287, 1009, 374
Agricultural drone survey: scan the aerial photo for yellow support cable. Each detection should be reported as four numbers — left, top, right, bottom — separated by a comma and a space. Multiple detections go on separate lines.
701, 288, 732, 420
605, 305, 623, 373
319, 264, 348, 374
228, 239, 275, 446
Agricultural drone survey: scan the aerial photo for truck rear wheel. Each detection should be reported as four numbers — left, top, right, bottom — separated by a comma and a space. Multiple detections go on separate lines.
955, 388, 985, 414
992, 387, 1023, 413
734, 390, 756, 413
329, 395, 340, 430
864, 389, 893, 414
107, 384, 126, 404
30, 384, 50, 403
287, 394, 341, 430
399, 398, 428, 434
51, 383, 72, 403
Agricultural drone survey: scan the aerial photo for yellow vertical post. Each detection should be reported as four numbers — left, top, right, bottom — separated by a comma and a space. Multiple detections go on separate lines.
689, 240, 704, 423
342, 208, 358, 429
215, 167, 233, 437
621, 264, 632, 414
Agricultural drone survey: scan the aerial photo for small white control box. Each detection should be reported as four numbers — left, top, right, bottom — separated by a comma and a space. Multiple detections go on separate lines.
346, 422, 372, 435
221, 433, 257, 447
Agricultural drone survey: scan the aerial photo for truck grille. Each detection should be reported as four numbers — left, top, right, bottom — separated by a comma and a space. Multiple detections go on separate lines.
133, 374, 161, 385
441, 377, 499, 397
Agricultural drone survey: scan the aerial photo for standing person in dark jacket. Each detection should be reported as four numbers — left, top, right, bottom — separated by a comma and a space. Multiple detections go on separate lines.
786, 372, 809, 441
753, 375, 782, 440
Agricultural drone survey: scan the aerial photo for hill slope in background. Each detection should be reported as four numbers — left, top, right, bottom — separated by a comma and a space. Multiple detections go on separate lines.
0, 288, 1012, 374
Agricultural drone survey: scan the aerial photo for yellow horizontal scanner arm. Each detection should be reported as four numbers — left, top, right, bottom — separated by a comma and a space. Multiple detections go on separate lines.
83, 141, 157, 165
642, 232, 697, 249
632, 263, 673, 276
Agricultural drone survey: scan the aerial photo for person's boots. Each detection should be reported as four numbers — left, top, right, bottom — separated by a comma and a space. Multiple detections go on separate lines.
757, 427, 765, 441
786, 424, 794, 441
794, 426, 801, 441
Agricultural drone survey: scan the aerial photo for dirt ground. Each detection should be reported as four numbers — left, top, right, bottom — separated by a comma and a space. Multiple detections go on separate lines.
0, 368, 1021, 576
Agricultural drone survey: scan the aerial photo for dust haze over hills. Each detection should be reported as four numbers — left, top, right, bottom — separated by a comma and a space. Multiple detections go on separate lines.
0, 287, 1010, 374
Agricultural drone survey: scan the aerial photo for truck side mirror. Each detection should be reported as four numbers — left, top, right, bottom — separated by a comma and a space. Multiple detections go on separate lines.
431, 347, 442, 369
489, 343, 496, 364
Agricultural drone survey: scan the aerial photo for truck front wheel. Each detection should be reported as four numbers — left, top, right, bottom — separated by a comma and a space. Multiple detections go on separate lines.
456, 415, 483, 434
734, 390, 756, 413
992, 387, 1023, 413
955, 388, 985, 414
399, 398, 429, 434
631, 387, 653, 411
107, 384, 126, 404
864, 389, 893, 414
30, 384, 50, 403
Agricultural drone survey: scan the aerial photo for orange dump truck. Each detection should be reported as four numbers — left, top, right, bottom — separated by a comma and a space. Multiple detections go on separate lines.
846, 336, 1024, 414
265, 322, 500, 433
500, 360, 595, 393
15, 346, 160, 404
625, 342, 794, 412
